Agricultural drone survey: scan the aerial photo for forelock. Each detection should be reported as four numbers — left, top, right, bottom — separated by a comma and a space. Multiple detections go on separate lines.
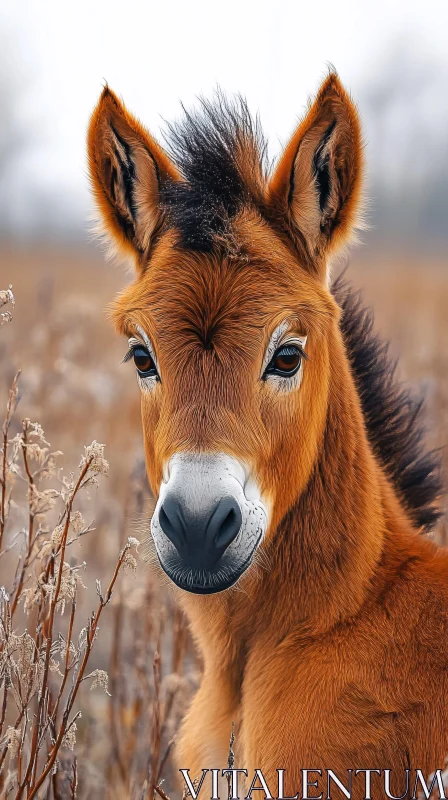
160, 90, 269, 252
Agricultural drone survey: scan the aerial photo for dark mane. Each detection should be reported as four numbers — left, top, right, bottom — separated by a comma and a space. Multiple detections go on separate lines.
160, 91, 268, 252
333, 275, 443, 532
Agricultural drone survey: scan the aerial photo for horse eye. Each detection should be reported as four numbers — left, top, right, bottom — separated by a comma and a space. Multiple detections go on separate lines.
267, 345, 303, 378
133, 346, 156, 376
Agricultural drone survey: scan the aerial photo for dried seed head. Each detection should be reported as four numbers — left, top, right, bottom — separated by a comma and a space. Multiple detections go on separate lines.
88, 669, 111, 694
5, 727, 21, 759
42, 562, 86, 615
70, 510, 86, 535
22, 586, 40, 615
78, 627, 88, 650
0, 285, 14, 308
0, 285, 14, 326
122, 551, 137, 576
27, 421, 50, 447
62, 721, 78, 751
28, 485, 59, 516
49, 658, 64, 676
51, 523, 65, 548
60, 474, 75, 503
80, 441, 109, 476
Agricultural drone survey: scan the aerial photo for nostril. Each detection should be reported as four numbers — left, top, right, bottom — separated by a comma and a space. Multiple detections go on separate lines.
159, 505, 175, 538
212, 498, 242, 551
217, 508, 237, 545
158, 496, 187, 553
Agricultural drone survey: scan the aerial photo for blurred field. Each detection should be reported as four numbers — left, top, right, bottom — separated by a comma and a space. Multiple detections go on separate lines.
0, 242, 447, 797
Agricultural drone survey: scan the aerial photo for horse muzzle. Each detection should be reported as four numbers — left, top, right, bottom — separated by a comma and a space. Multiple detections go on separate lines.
150, 453, 268, 594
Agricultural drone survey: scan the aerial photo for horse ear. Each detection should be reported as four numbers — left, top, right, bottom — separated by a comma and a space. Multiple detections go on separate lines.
268, 73, 363, 281
87, 86, 179, 268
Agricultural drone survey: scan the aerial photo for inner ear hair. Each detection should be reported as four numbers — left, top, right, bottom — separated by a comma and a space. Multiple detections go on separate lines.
290, 100, 359, 256
104, 123, 139, 243
99, 113, 162, 255
88, 86, 179, 267
313, 118, 336, 222
269, 73, 363, 277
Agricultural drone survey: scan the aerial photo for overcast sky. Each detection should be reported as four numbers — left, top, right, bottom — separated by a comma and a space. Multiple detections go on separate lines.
1, 0, 447, 235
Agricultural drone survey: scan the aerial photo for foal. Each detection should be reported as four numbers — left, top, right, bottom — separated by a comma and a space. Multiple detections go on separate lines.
88, 74, 448, 795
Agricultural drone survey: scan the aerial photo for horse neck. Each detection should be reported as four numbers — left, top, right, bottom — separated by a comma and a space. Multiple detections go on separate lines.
181, 351, 407, 670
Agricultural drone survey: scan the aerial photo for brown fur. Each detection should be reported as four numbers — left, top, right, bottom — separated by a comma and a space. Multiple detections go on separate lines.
87, 74, 448, 796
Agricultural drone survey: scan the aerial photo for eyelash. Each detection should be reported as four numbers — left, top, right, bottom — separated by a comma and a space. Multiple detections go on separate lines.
123, 342, 160, 383
263, 342, 308, 374
282, 343, 307, 361
123, 342, 155, 364
122, 347, 136, 364
123, 345, 144, 364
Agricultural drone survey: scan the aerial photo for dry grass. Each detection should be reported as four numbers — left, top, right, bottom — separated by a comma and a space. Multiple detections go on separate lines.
0, 242, 446, 798
0, 249, 199, 797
